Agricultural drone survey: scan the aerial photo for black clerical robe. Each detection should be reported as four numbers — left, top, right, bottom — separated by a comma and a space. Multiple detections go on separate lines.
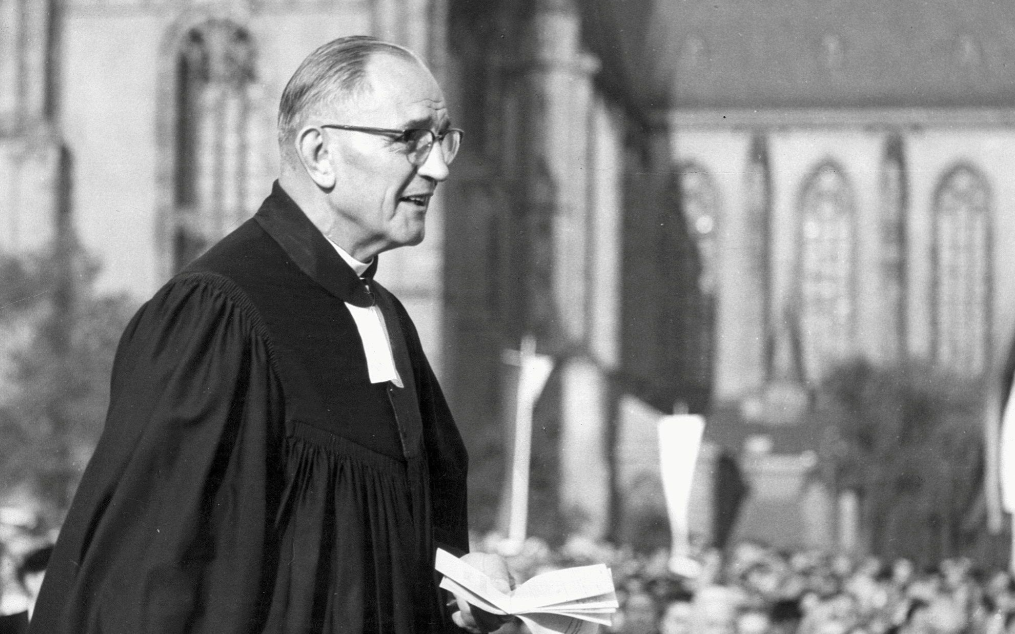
30, 183, 470, 634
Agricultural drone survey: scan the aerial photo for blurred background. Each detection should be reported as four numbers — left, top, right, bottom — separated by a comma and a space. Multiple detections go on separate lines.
3, 0, 1015, 631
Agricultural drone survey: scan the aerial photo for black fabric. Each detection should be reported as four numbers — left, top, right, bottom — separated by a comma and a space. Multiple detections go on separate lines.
29, 183, 470, 634
0, 612, 28, 634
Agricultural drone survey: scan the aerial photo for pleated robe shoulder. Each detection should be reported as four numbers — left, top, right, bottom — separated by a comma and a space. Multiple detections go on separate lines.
29, 183, 470, 634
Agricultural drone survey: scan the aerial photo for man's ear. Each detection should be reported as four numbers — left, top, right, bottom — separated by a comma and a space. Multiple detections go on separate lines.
296, 126, 336, 189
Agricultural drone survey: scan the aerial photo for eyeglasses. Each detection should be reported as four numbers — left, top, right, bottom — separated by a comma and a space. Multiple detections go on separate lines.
319, 124, 464, 167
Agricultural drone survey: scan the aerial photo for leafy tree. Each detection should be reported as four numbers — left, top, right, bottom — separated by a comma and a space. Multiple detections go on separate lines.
0, 243, 134, 519
814, 359, 985, 566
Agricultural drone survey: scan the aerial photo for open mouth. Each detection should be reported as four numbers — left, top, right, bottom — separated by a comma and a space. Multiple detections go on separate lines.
400, 193, 432, 207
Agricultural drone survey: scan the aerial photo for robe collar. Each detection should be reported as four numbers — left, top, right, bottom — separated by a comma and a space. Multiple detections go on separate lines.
254, 181, 377, 308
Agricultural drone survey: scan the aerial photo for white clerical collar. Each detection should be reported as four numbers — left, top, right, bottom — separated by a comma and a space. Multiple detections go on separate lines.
324, 237, 402, 387
327, 237, 374, 278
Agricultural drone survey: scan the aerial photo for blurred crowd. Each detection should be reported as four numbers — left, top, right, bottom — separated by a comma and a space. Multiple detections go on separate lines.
5, 508, 1015, 634
474, 532, 1015, 634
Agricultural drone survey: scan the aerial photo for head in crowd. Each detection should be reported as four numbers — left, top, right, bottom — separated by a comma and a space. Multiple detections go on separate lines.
619, 590, 660, 634
693, 585, 739, 634
659, 591, 694, 634
735, 604, 771, 634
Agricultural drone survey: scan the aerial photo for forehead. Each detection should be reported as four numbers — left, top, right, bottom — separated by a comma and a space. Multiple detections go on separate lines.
354, 53, 447, 127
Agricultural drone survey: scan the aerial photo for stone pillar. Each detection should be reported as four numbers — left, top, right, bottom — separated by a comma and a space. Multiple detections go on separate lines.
0, 0, 62, 255
22, 0, 50, 124
0, 0, 56, 126
0, 0, 22, 123
515, 0, 610, 538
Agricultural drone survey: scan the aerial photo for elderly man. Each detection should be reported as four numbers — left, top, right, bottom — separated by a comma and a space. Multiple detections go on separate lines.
29, 36, 510, 634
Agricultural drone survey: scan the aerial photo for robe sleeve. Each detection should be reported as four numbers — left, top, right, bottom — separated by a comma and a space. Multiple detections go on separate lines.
30, 273, 285, 634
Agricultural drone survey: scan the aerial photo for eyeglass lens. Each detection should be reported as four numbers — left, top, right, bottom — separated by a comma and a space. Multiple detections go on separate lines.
409, 130, 461, 166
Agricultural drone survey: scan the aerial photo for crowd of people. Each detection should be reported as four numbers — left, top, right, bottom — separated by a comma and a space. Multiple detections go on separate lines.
474, 532, 1015, 634
4, 505, 1015, 634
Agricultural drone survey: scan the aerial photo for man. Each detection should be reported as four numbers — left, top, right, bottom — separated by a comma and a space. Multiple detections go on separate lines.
29, 36, 511, 633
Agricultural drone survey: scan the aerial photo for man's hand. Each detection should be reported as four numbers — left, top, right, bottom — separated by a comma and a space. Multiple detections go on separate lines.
450, 552, 515, 633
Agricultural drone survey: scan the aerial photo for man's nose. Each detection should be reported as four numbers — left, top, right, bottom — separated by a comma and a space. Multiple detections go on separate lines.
418, 143, 450, 182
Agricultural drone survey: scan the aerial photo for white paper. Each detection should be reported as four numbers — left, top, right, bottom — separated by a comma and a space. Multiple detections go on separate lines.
436, 549, 616, 634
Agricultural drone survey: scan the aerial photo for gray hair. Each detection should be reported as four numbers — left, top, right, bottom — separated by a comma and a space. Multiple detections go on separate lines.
277, 35, 420, 162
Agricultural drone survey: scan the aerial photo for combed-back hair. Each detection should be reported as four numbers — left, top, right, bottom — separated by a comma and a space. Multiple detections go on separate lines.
277, 35, 418, 162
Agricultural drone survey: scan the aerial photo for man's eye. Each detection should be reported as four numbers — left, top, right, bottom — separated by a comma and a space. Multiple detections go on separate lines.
381, 134, 412, 150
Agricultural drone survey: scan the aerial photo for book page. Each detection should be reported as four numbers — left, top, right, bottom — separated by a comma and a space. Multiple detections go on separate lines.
438, 577, 507, 616
518, 613, 602, 634
510, 564, 617, 612
534, 610, 613, 626
435, 549, 512, 614
528, 592, 619, 611
435, 548, 617, 626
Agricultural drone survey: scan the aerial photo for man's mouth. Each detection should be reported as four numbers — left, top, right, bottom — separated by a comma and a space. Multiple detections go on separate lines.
400, 193, 432, 207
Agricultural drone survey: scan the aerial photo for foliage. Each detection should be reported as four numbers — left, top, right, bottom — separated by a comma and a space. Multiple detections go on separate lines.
0, 244, 134, 519
814, 359, 985, 565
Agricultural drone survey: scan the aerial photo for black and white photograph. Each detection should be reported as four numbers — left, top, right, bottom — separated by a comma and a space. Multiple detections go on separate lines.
2, 1, 1015, 633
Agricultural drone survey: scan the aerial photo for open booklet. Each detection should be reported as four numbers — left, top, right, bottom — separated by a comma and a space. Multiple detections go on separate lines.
435, 549, 619, 634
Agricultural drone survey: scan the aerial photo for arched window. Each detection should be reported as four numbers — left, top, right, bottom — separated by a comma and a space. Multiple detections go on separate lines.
171, 19, 262, 271
880, 135, 907, 360
678, 162, 721, 294
798, 161, 856, 382
932, 164, 991, 376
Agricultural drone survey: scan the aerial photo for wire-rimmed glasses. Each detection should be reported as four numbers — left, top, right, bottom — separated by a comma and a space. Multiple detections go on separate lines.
319, 124, 463, 166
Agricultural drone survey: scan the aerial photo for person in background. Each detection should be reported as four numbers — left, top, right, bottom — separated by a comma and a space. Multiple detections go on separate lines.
658, 592, 694, 634
618, 591, 660, 634
736, 604, 772, 634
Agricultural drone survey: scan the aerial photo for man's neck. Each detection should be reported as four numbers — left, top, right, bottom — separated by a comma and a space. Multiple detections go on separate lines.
327, 239, 373, 277
278, 172, 379, 262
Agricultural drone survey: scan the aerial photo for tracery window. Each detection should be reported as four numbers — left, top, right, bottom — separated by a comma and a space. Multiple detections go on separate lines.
932, 164, 991, 376
172, 19, 262, 271
798, 161, 855, 382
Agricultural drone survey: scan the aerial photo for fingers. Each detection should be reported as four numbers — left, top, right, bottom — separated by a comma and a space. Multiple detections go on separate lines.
452, 596, 511, 633
451, 609, 473, 632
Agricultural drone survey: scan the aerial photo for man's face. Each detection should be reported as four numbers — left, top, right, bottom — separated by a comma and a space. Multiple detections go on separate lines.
325, 53, 450, 255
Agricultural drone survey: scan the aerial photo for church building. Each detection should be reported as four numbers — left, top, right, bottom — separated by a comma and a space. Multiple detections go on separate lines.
2, 0, 1013, 551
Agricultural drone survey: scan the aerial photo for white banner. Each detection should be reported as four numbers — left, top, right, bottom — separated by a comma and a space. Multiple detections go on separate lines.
1001, 377, 1015, 514
658, 415, 706, 562
504, 336, 553, 548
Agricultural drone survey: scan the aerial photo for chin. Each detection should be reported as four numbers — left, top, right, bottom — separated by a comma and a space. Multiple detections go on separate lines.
393, 227, 425, 248
406, 230, 425, 246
